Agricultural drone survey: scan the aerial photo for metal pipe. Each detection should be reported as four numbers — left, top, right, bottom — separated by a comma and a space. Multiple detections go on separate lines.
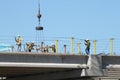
70, 37, 74, 54
77, 42, 81, 54
93, 40, 97, 55
110, 38, 114, 55
64, 45, 67, 53
11, 46, 14, 52
55, 40, 59, 53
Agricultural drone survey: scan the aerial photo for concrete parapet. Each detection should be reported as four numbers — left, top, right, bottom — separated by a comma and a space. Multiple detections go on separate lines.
0, 52, 88, 64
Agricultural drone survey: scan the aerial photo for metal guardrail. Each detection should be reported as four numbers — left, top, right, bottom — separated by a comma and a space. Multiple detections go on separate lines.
0, 36, 119, 55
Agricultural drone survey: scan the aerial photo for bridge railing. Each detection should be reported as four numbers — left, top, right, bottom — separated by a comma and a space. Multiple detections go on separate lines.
0, 35, 120, 55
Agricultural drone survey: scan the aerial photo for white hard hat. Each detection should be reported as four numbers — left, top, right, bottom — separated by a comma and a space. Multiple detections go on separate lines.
86, 39, 89, 40
51, 43, 54, 45
17, 35, 20, 37
32, 41, 35, 43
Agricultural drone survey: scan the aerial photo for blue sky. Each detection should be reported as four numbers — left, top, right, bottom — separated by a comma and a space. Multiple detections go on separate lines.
0, 0, 120, 54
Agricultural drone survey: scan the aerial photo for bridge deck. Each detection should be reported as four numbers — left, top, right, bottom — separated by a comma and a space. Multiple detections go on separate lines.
0, 52, 88, 77
0, 52, 120, 80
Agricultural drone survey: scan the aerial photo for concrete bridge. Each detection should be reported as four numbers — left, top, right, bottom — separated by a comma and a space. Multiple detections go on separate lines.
0, 52, 120, 80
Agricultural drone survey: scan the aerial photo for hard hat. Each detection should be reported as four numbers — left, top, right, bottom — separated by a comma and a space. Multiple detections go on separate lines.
31, 41, 35, 43
17, 35, 20, 37
86, 39, 89, 41
51, 43, 54, 45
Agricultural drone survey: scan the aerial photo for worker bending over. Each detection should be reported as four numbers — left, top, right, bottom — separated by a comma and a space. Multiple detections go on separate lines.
26, 41, 35, 52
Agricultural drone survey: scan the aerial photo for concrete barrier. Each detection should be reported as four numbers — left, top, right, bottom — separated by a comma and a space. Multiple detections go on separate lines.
0, 52, 88, 64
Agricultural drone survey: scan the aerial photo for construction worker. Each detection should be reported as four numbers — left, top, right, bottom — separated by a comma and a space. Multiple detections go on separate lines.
50, 44, 56, 53
26, 41, 35, 52
84, 39, 90, 55
15, 35, 22, 52
44, 45, 49, 53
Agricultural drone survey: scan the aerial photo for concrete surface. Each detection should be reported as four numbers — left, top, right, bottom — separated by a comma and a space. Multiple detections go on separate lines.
0, 52, 120, 80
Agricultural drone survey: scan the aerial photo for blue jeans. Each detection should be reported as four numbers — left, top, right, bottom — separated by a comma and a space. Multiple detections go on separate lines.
85, 47, 90, 55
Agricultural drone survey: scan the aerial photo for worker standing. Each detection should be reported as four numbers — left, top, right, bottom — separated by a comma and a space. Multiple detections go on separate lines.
84, 39, 90, 55
15, 35, 22, 52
